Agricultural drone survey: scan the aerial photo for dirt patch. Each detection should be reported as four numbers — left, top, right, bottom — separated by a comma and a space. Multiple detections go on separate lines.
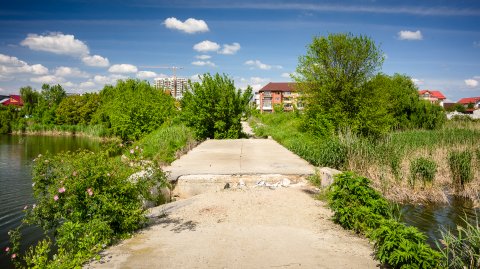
85, 182, 377, 269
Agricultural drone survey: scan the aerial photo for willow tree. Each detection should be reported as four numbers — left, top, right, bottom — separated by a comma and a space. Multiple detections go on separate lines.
295, 33, 388, 137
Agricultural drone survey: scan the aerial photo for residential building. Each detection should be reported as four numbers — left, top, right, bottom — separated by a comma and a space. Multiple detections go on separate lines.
418, 90, 446, 107
458, 97, 480, 109
154, 77, 188, 99
0, 95, 23, 107
258, 82, 302, 113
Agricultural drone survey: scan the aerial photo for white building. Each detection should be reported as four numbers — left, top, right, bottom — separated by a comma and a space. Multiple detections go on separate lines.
154, 77, 188, 99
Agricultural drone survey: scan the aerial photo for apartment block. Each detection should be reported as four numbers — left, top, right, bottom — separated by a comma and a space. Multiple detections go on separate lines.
154, 77, 188, 99
258, 82, 302, 113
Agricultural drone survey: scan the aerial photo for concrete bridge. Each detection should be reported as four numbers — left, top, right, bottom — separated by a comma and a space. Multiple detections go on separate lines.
86, 137, 377, 269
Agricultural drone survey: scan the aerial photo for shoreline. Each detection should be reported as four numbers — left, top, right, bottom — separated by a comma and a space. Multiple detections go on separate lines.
9, 130, 119, 142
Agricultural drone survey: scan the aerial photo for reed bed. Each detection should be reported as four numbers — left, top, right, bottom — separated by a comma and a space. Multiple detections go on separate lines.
253, 113, 480, 204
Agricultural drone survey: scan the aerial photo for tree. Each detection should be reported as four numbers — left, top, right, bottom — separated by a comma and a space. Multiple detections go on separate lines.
56, 93, 101, 125
20, 86, 39, 116
34, 84, 67, 124
181, 73, 252, 139
295, 33, 385, 137
93, 79, 175, 141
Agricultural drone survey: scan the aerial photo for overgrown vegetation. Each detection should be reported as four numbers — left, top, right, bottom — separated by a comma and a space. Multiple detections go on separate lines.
294, 33, 444, 138
7, 148, 170, 268
409, 157, 437, 187
449, 150, 474, 190
325, 172, 441, 268
438, 214, 480, 269
181, 73, 252, 139
252, 112, 480, 203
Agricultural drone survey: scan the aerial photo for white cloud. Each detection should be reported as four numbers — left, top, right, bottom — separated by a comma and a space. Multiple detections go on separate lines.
63, 81, 76, 87
191, 61, 216, 67
54, 66, 89, 78
21, 32, 90, 56
0, 87, 5, 92
82, 55, 110, 67
411, 78, 424, 86
193, 40, 220, 52
30, 75, 65, 84
245, 60, 282, 70
0, 54, 49, 76
219, 42, 241, 55
190, 74, 201, 81
236, 76, 270, 92
398, 30, 423, 40
164, 17, 209, 34
137, 71, 157, 79
281, 72, 291, 78
465, 79, 479, 88
79, 81, 96, 88
196, 55, 211, 60
108, 64, 138, 73
93, 74, 127, 85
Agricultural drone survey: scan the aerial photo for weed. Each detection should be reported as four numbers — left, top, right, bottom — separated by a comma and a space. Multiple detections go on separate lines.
409, 157, 437, 186
449, 150, 473, 190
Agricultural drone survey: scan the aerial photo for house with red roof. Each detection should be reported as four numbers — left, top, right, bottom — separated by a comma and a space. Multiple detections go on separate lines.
457, 97, 480, 110
0, 95, 23, 107
418, 90, 446, 107
258, 82, 302, 113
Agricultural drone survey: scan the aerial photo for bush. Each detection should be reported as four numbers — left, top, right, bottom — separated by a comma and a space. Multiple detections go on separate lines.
409, 157, 437, 186
327, 172, 391, 233
370, 219, 441, 268
326, 172, 441, 268
449, 150, 473, 189
7, 149, 168, 268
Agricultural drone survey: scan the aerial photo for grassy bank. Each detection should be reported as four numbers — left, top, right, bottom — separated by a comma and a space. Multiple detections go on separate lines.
252, 113, 480, 204
133, 123, 197, 165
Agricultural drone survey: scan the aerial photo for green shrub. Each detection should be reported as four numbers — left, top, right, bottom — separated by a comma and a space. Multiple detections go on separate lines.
8, 149, 168, 268
326, 172, 441, 268
327, 172, 391, 233
449, 150, 473, 189
370, 219, 441, 268
409, 157, 437, 186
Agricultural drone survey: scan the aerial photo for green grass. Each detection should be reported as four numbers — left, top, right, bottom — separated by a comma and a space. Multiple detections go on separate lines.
133, 123, 196, 165
14, 123, 110, 138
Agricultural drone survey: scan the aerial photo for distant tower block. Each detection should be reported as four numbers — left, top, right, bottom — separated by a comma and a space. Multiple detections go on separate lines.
154, 77, 188, 99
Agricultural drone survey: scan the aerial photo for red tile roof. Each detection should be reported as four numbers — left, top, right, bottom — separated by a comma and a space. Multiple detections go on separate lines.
259, 82, 297, 92
458, 97, 480, 104
1, 95, 23, 106
418, 90, 446, 100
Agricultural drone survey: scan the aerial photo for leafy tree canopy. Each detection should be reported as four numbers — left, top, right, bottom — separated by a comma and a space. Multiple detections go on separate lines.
181, 73, 252, 139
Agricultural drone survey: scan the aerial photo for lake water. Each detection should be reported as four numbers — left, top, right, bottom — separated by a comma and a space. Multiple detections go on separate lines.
0, 134, 100, 269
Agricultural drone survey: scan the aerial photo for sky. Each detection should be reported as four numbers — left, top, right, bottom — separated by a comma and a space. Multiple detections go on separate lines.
0, 0, 479, 101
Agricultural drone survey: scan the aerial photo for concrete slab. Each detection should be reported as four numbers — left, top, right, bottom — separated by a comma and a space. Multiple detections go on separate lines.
164, 138, 316, 180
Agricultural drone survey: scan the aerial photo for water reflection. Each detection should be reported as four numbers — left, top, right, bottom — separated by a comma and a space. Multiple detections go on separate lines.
0, 134, 100, 269
400, 197, 478, 247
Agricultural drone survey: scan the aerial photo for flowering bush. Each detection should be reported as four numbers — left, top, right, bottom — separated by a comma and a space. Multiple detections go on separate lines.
7, 148, 169, 268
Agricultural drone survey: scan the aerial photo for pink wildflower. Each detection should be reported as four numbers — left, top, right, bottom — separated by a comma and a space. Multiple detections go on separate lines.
58, 187, 66, 193
135, 146, 139, 150
11, 253, 16, 259
5, 247, 9, 252
107, 173, 111, 177
33, 204, 36, 209
54, 195, 59, 201
23, 205, 28, 210
87, 188, 93, 196
72, 171, 77, 177
130, 149, 134, 154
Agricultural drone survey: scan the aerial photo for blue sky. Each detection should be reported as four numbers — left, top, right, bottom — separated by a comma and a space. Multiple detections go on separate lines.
0, 0, 479, 101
